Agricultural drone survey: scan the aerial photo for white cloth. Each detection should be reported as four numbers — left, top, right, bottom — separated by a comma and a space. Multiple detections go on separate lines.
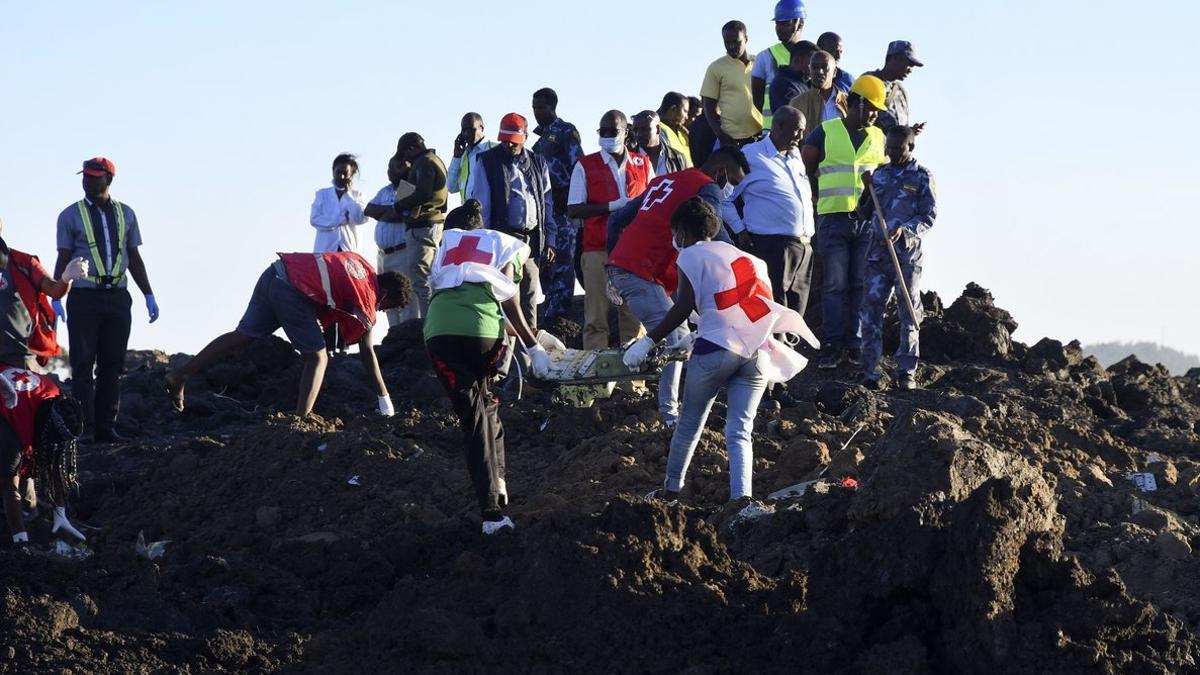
675, 241, 817, 380
311, 184, 368, 253
720, 137, 813, 238
429, 228, 530, 302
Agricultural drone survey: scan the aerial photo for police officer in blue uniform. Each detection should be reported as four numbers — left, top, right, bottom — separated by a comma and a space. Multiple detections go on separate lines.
531, 87, 584, 323
857, 125, 936, 390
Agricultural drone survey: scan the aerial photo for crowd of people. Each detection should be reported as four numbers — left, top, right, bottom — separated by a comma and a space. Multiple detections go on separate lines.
0, 0, 939, 541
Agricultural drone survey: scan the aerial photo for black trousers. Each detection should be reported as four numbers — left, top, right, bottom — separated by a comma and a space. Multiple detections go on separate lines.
750, 234, 814, 316
66, 288, 132, 434
426, 335, 508, 516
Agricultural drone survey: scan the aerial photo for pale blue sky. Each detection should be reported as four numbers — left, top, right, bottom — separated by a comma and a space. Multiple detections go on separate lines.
2, 0, 1196, 355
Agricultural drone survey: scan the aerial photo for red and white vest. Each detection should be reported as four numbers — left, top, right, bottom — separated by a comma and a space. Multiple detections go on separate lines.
675, 241, 818, 382
578, 151, 652, 252
278, 252, 378, 345
430, 229, 529, 302
0, 366, 61, 476
608, 168, 714, 295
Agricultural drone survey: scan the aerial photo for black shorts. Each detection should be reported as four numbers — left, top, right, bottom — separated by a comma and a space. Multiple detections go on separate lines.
0, 417, 24, 477
235, 266, 325, 353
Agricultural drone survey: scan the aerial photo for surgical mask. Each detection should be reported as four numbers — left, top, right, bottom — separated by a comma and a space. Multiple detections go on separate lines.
598, 137, 623, 154
720, 181, 735, 200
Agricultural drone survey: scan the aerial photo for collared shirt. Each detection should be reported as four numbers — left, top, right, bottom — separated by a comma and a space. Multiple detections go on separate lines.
55, 196, 143, 290
567, 149, 656, 206
767, 69, 810, 117
370, 183, 406, 250
465, 151, 556, 240
750, 45, 787, 84
866, 70, 910, 132
532, 118, 583, 193
857, 159, 937, 237
310, 183, 368, 253
659, 121, 692, 167
721, 136, 812, 238
700, 54, 762, 140
833, 67, 854, 94
446, 139, 498, 196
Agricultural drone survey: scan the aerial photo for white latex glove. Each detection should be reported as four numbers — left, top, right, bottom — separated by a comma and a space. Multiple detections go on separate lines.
672, 332, 697, 353
536, 330, 567, 353
607, 197, 630, 213
0, 374, 17, 410
52, 507, 86, 542
527, 343, 551, 378
61, 257, 89, 283
605, 281, 624, 306
377, 395, 395, 418
623, 336, 656, 369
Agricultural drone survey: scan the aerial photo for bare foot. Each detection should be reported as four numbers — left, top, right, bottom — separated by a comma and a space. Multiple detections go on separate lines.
164, 371, 186, 412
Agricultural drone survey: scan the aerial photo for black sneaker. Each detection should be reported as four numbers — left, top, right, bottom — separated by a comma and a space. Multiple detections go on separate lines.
817, 350, 843, 369
896, 373, 918, 390
860, 376, 883, 391
846, 348, 862, 365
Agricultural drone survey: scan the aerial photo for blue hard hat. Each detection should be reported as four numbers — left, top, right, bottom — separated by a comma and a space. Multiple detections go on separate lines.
773, 0, 807, 21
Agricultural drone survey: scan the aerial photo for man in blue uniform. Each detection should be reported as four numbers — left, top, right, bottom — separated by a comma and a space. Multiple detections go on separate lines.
857, 125, 936, 390
530, 87, 584, 322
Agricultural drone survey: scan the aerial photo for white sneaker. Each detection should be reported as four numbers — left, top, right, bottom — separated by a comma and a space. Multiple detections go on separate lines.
481, 516, 515, 535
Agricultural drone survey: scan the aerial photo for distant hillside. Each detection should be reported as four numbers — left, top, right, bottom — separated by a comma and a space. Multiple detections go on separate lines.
1084, 341, 1200, 375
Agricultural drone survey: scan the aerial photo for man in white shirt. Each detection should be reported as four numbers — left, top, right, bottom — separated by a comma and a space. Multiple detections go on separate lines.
566, 110, 654, 349
721, 106, 814, 317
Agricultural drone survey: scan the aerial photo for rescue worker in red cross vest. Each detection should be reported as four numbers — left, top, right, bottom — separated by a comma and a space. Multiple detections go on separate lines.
0, 365, 87, 546
605, 147, 751, 427
0, 228, 89, 371
423, 200, 555, 535
623, 197, 818, 501
54, 157, 158, 443
164, 252, 412, 417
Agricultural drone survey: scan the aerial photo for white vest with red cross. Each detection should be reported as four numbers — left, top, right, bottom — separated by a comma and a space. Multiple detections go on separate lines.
0, 366, 62, 476
430, 229, 530, 302
675, 241, 818, 382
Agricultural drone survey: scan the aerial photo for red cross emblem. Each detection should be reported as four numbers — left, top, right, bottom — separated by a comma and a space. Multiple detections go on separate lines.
5, 369, 39, 392
443, 235, 492, 266
713, 257, 772, 322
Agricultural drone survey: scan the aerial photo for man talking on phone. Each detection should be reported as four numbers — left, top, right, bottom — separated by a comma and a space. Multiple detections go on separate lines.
446, 113, 498, 202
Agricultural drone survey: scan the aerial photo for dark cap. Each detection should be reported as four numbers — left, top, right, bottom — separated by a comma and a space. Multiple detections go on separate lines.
887, 40, 923, 67
78, 157, 116, 177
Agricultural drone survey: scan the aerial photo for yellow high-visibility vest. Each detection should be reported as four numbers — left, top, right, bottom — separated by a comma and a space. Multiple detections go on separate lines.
76, 199, 128, 286
816, 119, 886, 215
761, 42, 792, 131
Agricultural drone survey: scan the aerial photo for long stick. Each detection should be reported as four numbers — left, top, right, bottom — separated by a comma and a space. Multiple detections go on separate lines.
866, 182, 921, 330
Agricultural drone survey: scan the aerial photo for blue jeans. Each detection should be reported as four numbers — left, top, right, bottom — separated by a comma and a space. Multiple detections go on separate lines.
817, 212, 871, 352
606, 266, 686, 424
665, 349, 768, 499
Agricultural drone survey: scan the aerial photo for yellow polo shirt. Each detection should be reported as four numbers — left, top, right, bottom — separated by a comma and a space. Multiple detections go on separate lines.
658, 121, 692, 168
700, 54, 763, 140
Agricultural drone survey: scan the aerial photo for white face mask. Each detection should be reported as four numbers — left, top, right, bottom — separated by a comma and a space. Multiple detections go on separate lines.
721, 181, 735, 200
598, 137, 623, 154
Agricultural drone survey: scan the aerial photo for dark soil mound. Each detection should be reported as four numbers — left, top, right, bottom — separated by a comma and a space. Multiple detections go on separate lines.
3, 284, 1200, 673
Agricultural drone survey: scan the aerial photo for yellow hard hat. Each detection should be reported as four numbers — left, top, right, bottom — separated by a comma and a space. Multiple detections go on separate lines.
850, 74, 888, 112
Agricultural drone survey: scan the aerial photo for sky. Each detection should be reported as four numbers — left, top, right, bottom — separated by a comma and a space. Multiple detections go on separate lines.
1, 0, 1197, 356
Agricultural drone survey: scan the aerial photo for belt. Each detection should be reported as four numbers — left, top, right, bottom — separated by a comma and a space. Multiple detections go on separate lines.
750, 232, 811, 245
380, 243, 407, 255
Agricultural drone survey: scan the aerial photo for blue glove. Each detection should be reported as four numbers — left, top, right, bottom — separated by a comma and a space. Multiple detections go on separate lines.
51, 299, 66, 326
146, 295, 160, 323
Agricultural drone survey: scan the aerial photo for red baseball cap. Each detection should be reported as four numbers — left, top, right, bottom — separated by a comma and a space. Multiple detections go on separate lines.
78, 157, 116, 177
497, 113, 528, 144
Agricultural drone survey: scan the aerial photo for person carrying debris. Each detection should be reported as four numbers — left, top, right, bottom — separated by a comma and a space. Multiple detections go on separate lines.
0, 364, 87, 546
606, 147, 751, 427
858, 125, 937, 390
163, 252, 411, 417
424, 200, 553, 535
623, 198, 816, 501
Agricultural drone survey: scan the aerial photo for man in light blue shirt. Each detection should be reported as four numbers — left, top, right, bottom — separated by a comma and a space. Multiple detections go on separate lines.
721, 105, 814, 316
365, 155, 413, 326
446, 112, 498, 200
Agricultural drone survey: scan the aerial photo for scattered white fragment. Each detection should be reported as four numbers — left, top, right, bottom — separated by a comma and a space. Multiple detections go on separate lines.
1128, 472, 1158, 493
135, 530, 171, 560
347, 475, 361, 486
317, 443, 328, 453
51, 539, 93, 560
768, 480, 819, 501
